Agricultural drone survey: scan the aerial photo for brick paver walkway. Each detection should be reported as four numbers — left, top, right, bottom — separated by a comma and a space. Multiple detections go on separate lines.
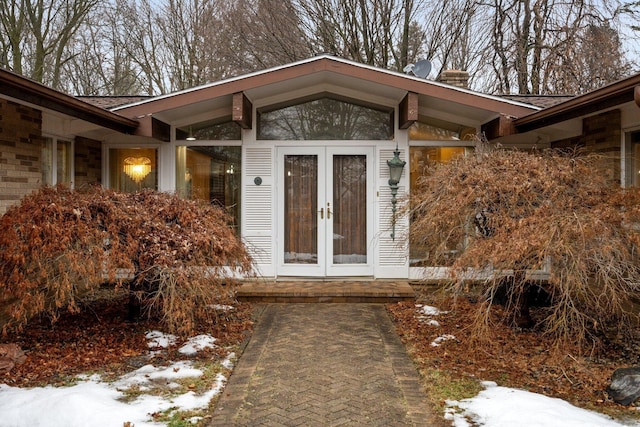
209, 304, 434, 426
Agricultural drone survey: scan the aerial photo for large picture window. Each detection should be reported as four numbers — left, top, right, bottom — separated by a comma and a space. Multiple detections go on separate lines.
258, 95, 393, 140
409, 146, 472, 266
176, 146, 241, 234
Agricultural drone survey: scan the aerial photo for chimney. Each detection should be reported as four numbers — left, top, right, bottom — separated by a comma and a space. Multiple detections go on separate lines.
437, 70, 469, 89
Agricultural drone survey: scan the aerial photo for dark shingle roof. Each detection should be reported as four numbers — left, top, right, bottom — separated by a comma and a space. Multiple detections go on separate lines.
501, 95, 576, 109
77, 96, 152, 110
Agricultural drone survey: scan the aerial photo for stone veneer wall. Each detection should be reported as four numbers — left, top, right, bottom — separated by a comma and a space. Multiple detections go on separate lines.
551, 109, 621, 184
0, 99, 43, 215
74, 136, 102, 188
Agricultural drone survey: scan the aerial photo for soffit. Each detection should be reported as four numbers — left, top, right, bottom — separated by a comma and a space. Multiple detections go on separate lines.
114, 56, 539, 132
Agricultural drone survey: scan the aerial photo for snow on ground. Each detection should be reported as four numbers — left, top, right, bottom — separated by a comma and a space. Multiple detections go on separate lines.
0, 332, 235, 427
413, 304, 640, 427
446, 381, 639, 427
178, 334, 218, 356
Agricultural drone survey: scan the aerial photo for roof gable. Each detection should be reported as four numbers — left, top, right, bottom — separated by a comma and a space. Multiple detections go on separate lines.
114, 55, 539, 136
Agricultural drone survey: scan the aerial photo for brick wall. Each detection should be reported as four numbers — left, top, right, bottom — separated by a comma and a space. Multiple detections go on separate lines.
551, 109, 621, 184
0, 99, 43, 215
75, 136, 102, 188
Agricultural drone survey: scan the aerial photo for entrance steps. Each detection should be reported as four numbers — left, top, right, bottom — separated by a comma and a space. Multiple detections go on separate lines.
236, 280, 415, 303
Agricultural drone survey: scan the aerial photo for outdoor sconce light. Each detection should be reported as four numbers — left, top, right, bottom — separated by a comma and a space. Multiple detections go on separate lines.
387, 145, 406, 240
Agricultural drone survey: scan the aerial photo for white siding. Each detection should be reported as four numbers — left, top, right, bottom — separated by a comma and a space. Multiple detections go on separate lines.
243, 147, 274, 272
377, 147, 409, 277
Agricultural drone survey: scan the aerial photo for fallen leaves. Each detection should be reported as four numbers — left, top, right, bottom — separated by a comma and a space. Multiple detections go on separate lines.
0, 293, 254, 388
388, 290, 640, 421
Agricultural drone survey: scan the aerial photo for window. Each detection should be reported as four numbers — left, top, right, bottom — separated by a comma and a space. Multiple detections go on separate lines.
258, 95, 393, 140
409, 146, 473, 266
625, 130, 640, 187
176, 118, 241, 141
176, 146, 241, 234
109, 148, 158, 192
42, 137, 72, 186
409, 116, 475, 142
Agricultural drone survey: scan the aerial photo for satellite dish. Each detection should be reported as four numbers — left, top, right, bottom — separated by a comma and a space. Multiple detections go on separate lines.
412, 59, 432, 78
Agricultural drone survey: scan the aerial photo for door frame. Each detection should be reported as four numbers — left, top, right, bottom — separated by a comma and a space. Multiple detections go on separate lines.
276, 145, 375, 277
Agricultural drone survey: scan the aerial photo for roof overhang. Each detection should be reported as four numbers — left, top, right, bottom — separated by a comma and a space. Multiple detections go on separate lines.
0, 68, 138, 134
514, 74, 640, 134
114, 55, 539, 137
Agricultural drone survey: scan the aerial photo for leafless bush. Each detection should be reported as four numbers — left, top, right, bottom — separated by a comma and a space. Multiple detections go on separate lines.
409, 143, 640, 351
0, 186, 253, 335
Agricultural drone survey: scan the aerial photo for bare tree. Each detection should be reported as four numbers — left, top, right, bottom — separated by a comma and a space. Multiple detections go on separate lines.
61, 2, 145, 95
0, 0, 99, 88
0, 0, 26, 75
477, 0, 634, 95
217, 0, 312, 74
296, 0, 426, 71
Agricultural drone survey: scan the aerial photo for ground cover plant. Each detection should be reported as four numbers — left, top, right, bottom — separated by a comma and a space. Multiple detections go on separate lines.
408, 144, 640, 352
0, 185, 253, 336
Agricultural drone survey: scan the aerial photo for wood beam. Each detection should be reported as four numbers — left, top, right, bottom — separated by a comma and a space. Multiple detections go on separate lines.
233, 92, 252, 129
482, 114, 515, 140
399, 92, 418, 129
152, 117, 171, 142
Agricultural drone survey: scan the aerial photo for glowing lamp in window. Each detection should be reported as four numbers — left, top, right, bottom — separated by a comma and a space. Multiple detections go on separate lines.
123, 157, 152, 183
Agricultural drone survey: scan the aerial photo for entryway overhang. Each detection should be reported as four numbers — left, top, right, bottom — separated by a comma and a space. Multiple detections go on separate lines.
113, 55, 539, 134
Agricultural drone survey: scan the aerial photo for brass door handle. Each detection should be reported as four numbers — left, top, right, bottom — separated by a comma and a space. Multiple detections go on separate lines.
319, 208, 324, 219
327, 207, 331, 219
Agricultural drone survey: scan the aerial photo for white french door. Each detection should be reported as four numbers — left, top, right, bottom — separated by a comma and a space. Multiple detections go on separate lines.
277, 146, 374, 277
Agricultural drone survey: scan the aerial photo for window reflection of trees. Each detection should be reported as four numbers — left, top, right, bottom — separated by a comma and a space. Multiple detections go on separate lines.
258, 96, 393, 140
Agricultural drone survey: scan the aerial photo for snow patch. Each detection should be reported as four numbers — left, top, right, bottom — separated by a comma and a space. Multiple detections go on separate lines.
145, 330, 177, 349
447, 382, 635, 427
431, 334, 457, 347
178, 335, 218, 355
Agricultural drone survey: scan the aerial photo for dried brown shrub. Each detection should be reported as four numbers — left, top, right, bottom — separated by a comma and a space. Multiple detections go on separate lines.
0, 186, 253, 335
409, 144, 640, 351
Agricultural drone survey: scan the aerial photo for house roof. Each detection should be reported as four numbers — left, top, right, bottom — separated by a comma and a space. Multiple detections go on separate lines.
113, 55, 539, 137
78, 96, 152, 110
0, 68, 138, 134
501, 95, 576, 109
514, 73, 640, 133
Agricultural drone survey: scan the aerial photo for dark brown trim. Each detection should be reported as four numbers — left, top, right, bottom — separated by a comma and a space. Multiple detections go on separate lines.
152, 117, 171, 142
116, 57, 537, 127
482, 114, 515, 139
635, 86, 640, 108
515, 74, 640, 133
0, 68, 138, 134
399, 92, 418, 129
233, 92, 252, 129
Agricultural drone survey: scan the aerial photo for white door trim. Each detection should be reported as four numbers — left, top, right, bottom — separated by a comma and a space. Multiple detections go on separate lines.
276, 145, 375, 277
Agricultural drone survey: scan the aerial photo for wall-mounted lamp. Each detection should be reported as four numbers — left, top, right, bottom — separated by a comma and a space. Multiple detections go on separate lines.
123, 156, 152, 184
387, 145, 406, 240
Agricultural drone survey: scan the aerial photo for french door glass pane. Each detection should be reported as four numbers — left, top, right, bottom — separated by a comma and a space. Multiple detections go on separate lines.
284, 155, 318, 264
333, 155, 366, 264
